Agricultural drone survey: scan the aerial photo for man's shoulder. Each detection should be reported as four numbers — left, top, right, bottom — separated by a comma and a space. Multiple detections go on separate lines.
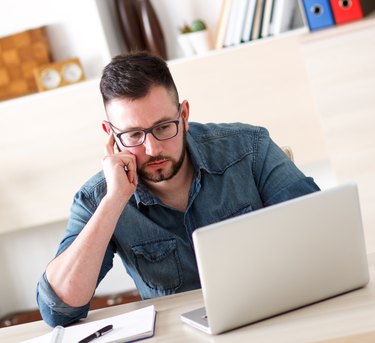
188, 122, 270, 149
188, 122, 269, 141
187, 122, 270, 173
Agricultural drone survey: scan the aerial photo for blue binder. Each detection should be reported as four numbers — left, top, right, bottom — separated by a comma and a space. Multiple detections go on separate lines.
301, 0, 335, 31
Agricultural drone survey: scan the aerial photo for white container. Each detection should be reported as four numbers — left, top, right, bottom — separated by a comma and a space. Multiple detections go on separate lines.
178, 29, 211, 56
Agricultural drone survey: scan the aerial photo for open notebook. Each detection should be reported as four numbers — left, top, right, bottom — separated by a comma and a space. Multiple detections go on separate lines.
23, 305, 156, 343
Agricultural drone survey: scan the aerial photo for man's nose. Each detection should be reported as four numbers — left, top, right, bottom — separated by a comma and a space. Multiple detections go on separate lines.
143, 133, 162, 156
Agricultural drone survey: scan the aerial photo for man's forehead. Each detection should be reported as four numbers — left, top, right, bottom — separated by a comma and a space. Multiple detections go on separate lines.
106, 97, 177, 131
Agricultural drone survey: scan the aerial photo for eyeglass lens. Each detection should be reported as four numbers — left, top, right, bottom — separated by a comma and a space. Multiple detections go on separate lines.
121, 121, 178, 147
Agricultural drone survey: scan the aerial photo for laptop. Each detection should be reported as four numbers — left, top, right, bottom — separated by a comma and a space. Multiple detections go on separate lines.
181, 183, 369, 334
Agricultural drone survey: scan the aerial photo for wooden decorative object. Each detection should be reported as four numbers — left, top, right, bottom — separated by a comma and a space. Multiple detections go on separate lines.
114, 0, 167, 59
134, 0, 167, 59
115, 0, 147, 51
0, 27, 52, 101
33, 58, 85, 92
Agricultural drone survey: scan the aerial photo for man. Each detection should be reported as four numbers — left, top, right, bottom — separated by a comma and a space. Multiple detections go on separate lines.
37, 52, 320, 327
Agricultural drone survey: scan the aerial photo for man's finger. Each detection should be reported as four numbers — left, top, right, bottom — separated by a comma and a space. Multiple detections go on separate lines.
124, 156, 138, 185
104, 134, 115, 156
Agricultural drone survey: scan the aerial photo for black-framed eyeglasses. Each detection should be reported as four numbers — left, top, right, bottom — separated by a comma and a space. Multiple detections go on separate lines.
108, 104, 181, 148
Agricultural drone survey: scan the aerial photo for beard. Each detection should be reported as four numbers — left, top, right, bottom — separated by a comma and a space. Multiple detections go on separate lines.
138, 124, 187, 183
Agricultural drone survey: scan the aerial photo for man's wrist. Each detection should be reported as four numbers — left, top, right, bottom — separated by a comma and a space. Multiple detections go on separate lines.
102, 192, 129, 211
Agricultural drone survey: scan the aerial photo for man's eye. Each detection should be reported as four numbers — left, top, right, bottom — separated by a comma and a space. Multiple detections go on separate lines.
127, 131, 143, 140
156, 123, 172, 131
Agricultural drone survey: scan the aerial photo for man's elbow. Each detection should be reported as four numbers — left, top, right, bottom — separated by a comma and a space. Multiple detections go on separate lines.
37, 290, 88, 327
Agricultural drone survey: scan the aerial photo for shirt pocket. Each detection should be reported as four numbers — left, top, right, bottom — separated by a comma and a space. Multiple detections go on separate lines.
131, 238, 183, 292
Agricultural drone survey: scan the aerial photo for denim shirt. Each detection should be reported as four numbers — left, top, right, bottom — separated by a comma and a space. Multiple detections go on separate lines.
37, 122, 320, 326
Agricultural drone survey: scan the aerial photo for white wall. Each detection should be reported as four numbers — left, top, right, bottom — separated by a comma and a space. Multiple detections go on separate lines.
0, 221, 136, 318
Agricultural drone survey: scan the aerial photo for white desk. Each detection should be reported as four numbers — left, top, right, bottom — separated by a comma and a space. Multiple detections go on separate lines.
1, 253, 375, 343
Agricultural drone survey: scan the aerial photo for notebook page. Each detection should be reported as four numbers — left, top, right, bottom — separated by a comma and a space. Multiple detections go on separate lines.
22, 305, 156, 343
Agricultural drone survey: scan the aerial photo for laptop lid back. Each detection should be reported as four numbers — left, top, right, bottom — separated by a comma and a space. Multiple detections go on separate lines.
192, 183, 369, 334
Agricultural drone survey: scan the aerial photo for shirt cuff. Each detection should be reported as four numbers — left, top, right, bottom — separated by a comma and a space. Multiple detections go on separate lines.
37, 272, 89, 327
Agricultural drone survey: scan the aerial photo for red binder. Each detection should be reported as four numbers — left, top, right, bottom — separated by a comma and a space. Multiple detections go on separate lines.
329, 0, 363, 24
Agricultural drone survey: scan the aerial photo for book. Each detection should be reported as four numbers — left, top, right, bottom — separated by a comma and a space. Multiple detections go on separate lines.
270, 0, 297, 35
214, 0, 233, 49
224, 0, 241, 46
289, 1, 305, 30
251, 0, 266, 40
22, 305, 156, 343
261, 0, 275, 38
231, 0, 251, 45
301, 0, 335, 31
329, 0, 363, 24
241, 0, 257, 42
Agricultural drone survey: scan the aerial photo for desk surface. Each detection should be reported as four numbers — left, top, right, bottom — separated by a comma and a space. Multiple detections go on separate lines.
1, 254, 375, 343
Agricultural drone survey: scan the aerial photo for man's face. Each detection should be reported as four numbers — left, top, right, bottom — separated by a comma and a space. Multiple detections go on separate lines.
105, 86, 189, 183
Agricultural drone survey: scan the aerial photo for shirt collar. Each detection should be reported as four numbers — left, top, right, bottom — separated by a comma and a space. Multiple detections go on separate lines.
133, 181, 157, 206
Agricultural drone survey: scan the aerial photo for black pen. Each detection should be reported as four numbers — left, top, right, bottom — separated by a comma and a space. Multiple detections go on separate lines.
78, 324, 113, 343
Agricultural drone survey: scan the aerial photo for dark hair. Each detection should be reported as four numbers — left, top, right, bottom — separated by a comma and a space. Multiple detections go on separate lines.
100, 51, 179, 107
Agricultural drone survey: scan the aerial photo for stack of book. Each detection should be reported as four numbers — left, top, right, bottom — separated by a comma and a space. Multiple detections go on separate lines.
214, 0, 302, 49
214, 0, 369, 49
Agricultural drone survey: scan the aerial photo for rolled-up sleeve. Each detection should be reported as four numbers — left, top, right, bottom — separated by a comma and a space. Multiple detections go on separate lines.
36, 272, 90, 327
36, 177, 116, 327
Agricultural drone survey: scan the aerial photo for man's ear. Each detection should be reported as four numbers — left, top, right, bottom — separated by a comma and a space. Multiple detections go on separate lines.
181, 100, 190, 131
102, 121, 111, 135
